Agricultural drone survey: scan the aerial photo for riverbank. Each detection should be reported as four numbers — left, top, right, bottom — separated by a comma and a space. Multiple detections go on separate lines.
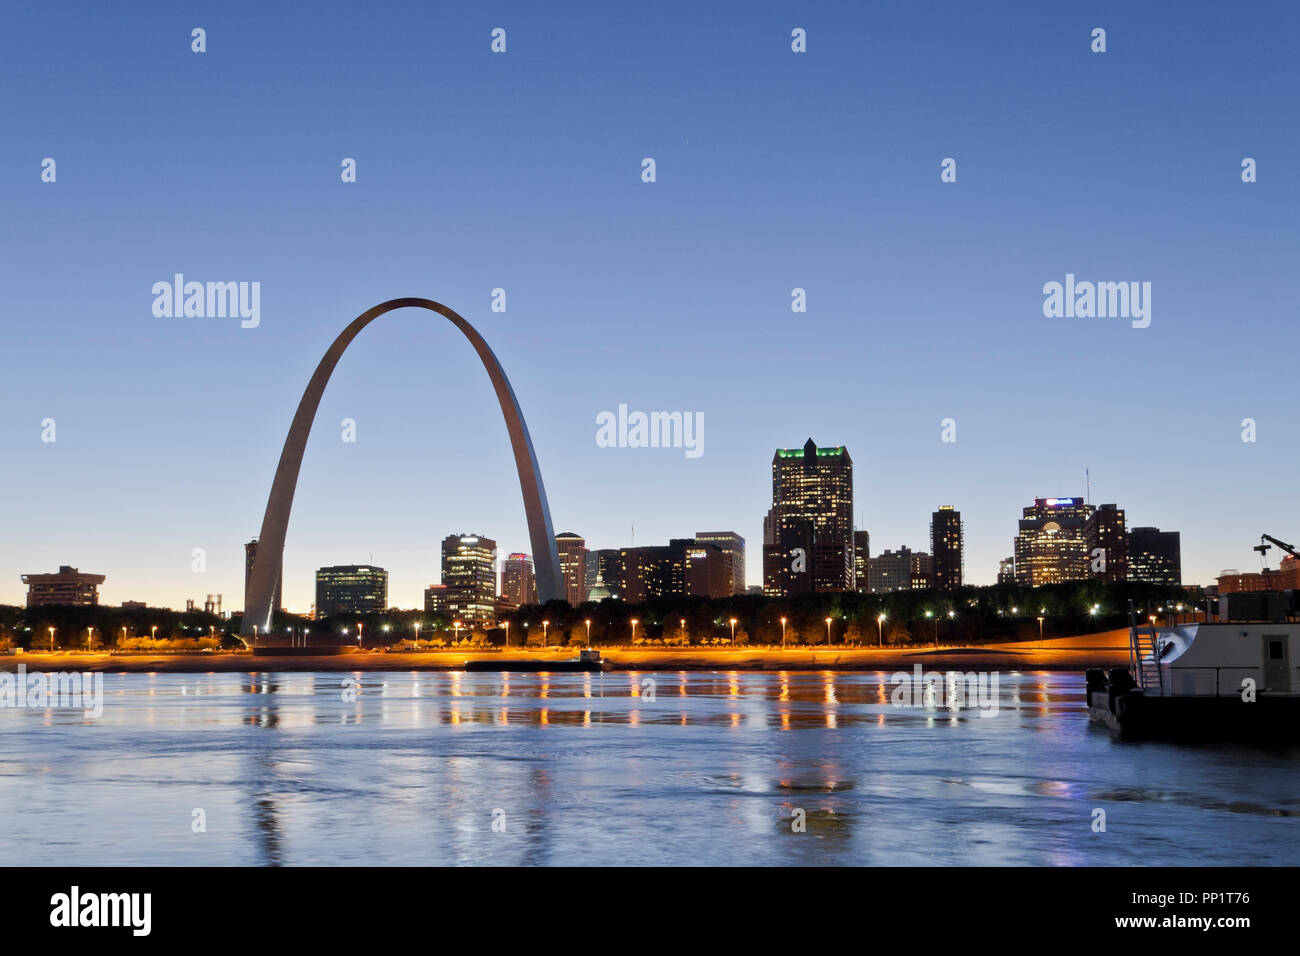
0, 630, 1130, 673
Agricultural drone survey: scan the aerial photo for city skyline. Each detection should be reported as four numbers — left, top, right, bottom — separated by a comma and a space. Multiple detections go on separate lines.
4, 3, 1297, 611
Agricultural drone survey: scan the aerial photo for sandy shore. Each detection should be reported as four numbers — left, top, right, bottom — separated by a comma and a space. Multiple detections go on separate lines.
0, 630, 1131, 673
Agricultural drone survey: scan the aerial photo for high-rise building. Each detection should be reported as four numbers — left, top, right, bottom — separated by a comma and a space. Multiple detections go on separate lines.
694, 532, 745, 595
315, 565, 388, 618
588, 549, 623, 600
1128, 527, 1181, 586
424, 583, 451, 618
245, 538, 282, 614
930, 507, 963, 591
441, 534, 498, 623
868, 547, 928, 593
762, 439, 854, 596
500, 552, 537, 608
21, 566, 106, 607
853, 530, 871, 592
621, 539, 731, 602
1014, 497, 1094, 587
555, 532, 588, 605
997, 556, 1016, 585
1084, 504, 1128, 582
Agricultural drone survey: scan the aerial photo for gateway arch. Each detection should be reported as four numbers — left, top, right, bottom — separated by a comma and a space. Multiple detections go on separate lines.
240, 297, 564, 638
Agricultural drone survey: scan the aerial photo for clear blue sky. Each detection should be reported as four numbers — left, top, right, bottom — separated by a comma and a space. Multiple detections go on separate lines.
3, 1, 1297, 610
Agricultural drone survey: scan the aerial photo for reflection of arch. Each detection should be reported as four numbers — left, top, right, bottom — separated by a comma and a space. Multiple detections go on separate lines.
240, 298, 563, 637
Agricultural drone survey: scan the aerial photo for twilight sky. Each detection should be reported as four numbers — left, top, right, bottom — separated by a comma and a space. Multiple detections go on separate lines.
3, 1, 1297, 611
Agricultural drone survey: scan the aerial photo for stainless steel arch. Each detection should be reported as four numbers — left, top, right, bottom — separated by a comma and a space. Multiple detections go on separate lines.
240, 297, 564, 637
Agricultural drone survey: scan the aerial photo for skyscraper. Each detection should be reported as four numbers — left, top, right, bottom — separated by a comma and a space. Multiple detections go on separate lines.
588, 549, 623, 600
1128, 527, 1181, 586
245, 538, 282, 614
694, 532, 745, 595
441, 534, 498, 623
1014, 497, 1093, 587
762, 439, 854, 596
500, 552, 537, 608
853, 530, 871, 592
315, 565, 388, 618
930, 507, 963, 591
555, 532, 588, 605
1084, 504, 1128, 582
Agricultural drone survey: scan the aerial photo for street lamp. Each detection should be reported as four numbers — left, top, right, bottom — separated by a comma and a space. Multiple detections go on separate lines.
502, 620, 509, 648
1037, 615, 1045, 647
680, 618, 687, 643
630, 618, 638, 643
85, 626, 94, 651
48, 627, 56, 652
357, 622, 364, 649
729, 617, 738, 645
541, 619, 549, 645
780, 616, 787, 649
585, 618, 592, 648
151, 625, 157, 640
825, 617, 832, 646
453, 621, 462, 644
877, 613, 886, 646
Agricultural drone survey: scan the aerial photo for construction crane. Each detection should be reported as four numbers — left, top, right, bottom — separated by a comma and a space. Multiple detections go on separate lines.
1254, 534, 1299, 570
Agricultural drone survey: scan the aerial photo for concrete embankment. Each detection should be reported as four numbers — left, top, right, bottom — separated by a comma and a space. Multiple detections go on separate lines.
0, 630, 1131, 673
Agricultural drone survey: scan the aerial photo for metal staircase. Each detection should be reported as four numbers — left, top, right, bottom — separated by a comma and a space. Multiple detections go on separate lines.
1129, 624, 1164, 694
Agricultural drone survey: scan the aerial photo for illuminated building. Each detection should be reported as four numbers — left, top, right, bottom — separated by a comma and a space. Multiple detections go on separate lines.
21, 566, 106, 607
868, 547, 930, 593
1128, 526, 1181, 586
854, 530, 871, 592
555, 532, 588, 605
315, 565, 388, 618
1013, 497, 1093, 587
621, 539, 732, 602
500, 552, 537, 607
694, 532, 745, 595
587, 549, 623, 600
762, 439, 854, 596
1084, 504, 1127, 582
930, 507, 963, 591
441, 534, 498, 623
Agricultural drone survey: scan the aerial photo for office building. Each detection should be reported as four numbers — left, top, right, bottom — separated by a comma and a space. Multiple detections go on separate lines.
694, 532, 745, 595
555, 532, 588, 605
315, 565, 388, 618
1128, 527, 1181, 586
622, 539, 732, 602
762, 439, 854, 596
868, 547, 930, 593
588, 549, 623, 600
21, 566, 106, 607
930, 507, 963, 591
500, 552, 537, 608
854, 530, 871, 593
1084, 504, 1128, 583
1013, 497, 1094, 587
440, 534, 498, 623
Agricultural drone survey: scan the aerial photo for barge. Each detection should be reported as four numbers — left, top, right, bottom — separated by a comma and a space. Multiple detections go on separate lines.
1087, 616, 1299, 742
464, 649, 609, 673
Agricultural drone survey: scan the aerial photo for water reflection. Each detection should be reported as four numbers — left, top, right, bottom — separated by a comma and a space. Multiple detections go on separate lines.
0, 671, 1295, 866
